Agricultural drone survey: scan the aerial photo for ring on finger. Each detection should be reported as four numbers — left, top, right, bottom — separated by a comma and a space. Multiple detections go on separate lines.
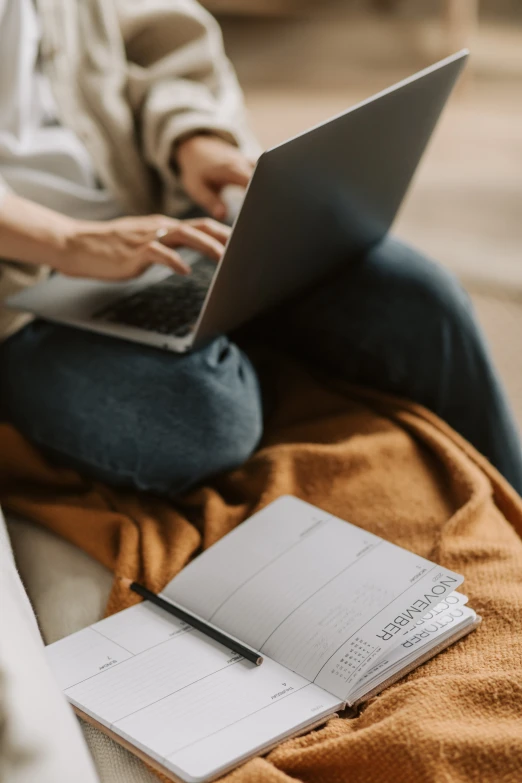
155, 227, 169, 242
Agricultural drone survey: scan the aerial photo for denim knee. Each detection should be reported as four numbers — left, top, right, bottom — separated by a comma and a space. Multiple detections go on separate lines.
144, 342, 264, 494
365, 238, 483, 358
0, 325, 263, 496
87, 339, 264, 495
378, 237, 471, 315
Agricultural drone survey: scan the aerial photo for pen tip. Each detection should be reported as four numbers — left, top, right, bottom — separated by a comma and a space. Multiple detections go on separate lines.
119, 577, 133, 588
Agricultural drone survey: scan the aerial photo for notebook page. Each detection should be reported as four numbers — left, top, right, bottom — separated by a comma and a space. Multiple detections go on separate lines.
368, 590, 469, 668
349, 600, 477, 703
352, 592, 469, 685
163, 496, 463, 699
45, 602, 342, 783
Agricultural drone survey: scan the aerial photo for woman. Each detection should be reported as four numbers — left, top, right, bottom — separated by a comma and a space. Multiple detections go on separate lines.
1, 0, 521, 496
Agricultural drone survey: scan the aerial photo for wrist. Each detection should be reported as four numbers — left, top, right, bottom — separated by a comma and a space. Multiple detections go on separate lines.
172, 132, 206, 171
51, 217, 92, 274
173, 131, 229, 171
0, 192, 82, 270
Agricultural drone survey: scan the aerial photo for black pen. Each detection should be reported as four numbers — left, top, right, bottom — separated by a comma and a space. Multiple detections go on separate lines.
120, 578, 264, 666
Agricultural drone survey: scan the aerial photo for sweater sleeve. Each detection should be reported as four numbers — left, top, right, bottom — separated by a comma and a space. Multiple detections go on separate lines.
115, 0, 260, 192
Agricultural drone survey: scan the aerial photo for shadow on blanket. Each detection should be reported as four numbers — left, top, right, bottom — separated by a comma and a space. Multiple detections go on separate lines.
1, 355, 522, 783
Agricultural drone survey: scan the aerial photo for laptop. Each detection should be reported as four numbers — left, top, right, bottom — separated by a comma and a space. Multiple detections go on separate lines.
7, 51, 468, 354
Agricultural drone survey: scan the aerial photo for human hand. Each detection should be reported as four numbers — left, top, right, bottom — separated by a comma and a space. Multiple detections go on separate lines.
175, 134, 255, 220
57, 215, 231, 280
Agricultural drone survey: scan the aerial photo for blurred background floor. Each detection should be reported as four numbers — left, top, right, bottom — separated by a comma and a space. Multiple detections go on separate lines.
211, 0, 522, 429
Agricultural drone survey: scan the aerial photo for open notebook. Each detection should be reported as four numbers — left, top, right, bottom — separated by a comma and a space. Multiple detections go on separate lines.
45, 496, 480, 783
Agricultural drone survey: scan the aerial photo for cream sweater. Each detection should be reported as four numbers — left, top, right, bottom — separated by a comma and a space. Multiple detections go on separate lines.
0, 0, 257, 339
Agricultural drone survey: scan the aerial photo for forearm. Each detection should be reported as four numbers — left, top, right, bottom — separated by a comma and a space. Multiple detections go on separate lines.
0, 192, 76, 269
118, 0, 258, 186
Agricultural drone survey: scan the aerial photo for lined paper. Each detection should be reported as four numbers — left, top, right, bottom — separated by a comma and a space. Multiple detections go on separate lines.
46, 603, 341, 783
164, 496, 463, 698
46, 626, 134, 690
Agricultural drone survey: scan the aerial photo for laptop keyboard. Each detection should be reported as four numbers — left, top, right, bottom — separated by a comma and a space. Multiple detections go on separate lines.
92, 258, 215, 338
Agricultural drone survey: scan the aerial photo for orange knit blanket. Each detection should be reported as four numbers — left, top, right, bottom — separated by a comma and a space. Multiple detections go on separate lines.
1, 358, 522, 783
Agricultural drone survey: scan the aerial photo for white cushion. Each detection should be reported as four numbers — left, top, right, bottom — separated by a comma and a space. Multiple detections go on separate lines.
6, 516, 113, 643
6, 515, 158, 783
0, 510, 99, 783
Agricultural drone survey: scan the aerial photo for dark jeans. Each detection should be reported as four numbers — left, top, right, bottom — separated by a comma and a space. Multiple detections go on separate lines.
1, 237, 521, 496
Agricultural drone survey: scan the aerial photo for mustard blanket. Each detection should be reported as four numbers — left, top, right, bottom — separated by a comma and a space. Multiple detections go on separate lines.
2, 358, 522, 783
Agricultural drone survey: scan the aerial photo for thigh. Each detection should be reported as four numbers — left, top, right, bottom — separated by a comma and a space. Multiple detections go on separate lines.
0, 321, 263, 495
265, 236, 474, 396
259, 236, 522, 493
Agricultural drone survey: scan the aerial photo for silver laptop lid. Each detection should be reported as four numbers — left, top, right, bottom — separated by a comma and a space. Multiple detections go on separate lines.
193, 50, 468, 346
